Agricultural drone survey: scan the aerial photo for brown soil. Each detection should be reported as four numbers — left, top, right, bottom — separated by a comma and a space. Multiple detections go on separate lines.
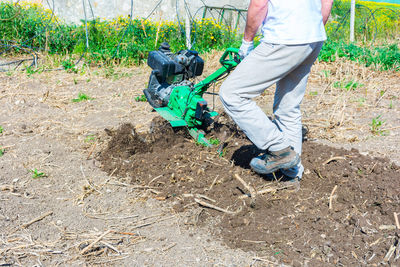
98, 115, 400, 266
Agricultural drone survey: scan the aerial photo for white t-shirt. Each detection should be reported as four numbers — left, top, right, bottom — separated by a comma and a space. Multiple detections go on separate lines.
261, 0, 327, 44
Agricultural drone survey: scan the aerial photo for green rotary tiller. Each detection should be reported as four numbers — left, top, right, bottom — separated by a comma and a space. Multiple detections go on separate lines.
143, 42, 240, 147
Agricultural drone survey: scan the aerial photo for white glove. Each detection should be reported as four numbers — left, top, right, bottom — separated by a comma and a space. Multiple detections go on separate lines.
238, 39, 254, 59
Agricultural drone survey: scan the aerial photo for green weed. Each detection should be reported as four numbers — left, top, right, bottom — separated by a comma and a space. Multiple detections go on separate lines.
0, 126, 3, 134
25, 66, 38, 76
344, 81, 364, 90
61, 59, 77, 73
333, 80, 364, 90
320, 70, 331, 78
370, 115, 387, 135
209, 138, 220, 145
135, 95, 147, 102
0, 149, 4, 157
84, 135, 95, 143
72, 92, 93, 102
309, 91, 318, 96
30, 168, 46, 178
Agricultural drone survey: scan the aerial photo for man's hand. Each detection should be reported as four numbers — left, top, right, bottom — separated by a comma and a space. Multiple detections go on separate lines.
239, 39, 254, 59
243, 0, 269, 42
321, 0, 334, 25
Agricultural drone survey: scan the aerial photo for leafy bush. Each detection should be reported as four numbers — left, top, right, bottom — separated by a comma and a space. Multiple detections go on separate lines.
0, 2, 240, 65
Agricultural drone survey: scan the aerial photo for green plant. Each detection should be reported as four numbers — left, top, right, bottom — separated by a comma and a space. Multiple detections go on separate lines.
320, 70, 331, 78
61, 58, 77, 73
319, 40, 400, 71
333, 81, 342, 88
84, 135, 95, 143
309, 91, 318, 96
0, 2, 241, 67
72, 92, 93, 102
209, 138, 220, 145
135, 95, 147, 102
30, 168, 46, 178
25, 66, 37, 76
344, 81, 364, 91
370, 115, 387, 135
333, 80, 364, 90
0, 149, 4, 157
0, 126, 3, 134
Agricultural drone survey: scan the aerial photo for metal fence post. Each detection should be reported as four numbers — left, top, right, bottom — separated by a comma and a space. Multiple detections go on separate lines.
350, 0, 356, 42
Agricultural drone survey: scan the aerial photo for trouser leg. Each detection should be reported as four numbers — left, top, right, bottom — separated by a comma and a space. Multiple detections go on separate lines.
219, 42, 321, 152
273, 42, 324, 178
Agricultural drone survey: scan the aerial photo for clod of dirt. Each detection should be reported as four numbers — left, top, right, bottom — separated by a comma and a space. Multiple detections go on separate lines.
98, 117, 400, 266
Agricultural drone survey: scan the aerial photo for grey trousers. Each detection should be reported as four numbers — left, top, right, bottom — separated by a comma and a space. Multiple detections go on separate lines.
219, 41, 323, 178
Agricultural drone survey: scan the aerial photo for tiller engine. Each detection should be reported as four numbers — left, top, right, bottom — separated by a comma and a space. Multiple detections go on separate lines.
143, 42, 240, 146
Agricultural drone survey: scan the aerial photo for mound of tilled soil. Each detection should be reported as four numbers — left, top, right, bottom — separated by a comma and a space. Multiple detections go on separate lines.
98, 118, 400, 266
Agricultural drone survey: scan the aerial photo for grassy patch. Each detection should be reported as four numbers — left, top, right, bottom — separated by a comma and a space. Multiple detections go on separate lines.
134, 95, 147, 102
319, 40, 400, 71
72, 92, 93, 102
333, 80, 364, 90
29, 168, 47, 178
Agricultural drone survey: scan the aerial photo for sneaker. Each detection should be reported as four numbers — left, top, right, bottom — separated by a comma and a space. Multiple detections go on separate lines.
250, 146, 300, 175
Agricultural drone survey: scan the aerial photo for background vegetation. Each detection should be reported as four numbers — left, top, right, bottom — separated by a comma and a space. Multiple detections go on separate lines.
0, 0, 399, 70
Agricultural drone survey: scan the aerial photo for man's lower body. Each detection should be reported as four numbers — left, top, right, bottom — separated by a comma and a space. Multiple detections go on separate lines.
219, 41, 324, 180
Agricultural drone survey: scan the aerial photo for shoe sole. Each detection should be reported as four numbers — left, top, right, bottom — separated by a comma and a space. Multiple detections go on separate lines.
251, 154, 300, 175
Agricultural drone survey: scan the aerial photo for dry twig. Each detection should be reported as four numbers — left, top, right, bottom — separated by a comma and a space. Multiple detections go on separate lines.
238, 184, 294, 199
323, 156, 346, 165
162, 242, 177, 252
130, 215, 175, 230
329, 185, 338, 210
86, 142, 97, 160
21, 211, 53, 229
384, 244, 396, 262
194, 198, 239, 215
233, 173, 257, 197
100, 241, 121, 254
208, 175, 219, 191
80, 229, 111, 255
394, 212, 400, 230
147, 175, 163, 186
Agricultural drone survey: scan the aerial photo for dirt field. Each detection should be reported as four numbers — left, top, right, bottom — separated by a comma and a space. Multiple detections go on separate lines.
0, 53, 399, 266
